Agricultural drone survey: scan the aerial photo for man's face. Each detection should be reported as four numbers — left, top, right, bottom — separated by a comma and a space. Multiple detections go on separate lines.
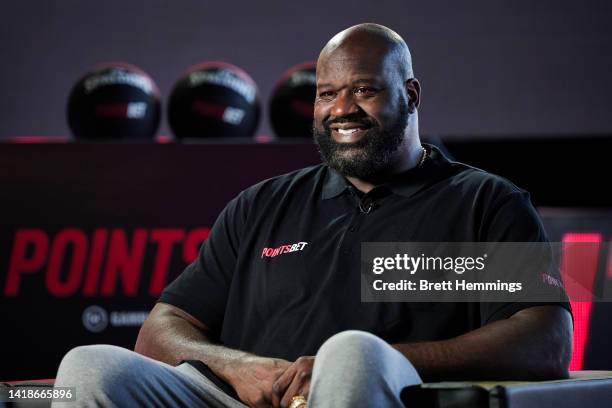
313, 44, 409, 179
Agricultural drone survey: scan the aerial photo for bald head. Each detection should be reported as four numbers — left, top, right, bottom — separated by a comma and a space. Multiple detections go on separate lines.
319, 23, 413, 81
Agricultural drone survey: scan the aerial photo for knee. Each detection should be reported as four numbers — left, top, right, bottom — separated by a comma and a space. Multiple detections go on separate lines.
316, 330, 388, 363
57, 345, 135, 386
59, 345, 126, 372
314, 330, 421, 395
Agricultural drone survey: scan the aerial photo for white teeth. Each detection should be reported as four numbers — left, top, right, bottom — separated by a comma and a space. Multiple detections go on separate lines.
337, 128, 361, 135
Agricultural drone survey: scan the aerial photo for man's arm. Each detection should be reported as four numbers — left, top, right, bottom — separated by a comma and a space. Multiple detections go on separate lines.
393, 305, 573, 382
135, 302, 290, 407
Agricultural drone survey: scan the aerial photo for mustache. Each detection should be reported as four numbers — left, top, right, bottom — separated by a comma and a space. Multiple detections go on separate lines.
323, 114, 378, 130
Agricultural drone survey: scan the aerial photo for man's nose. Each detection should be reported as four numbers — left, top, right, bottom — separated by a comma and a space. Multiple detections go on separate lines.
331, 91, 359, 118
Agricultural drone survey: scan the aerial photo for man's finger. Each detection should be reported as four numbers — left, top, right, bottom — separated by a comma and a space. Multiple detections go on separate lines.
300, 381, 310, 403
280, 373, 311, 408
272, 367, 296, 407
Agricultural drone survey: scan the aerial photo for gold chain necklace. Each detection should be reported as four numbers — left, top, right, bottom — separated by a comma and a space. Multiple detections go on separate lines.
418, 146, 427, 167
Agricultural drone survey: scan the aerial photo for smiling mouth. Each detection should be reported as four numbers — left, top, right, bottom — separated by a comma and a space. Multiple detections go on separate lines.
336, 128, 364, 135
330, 126, 371, 142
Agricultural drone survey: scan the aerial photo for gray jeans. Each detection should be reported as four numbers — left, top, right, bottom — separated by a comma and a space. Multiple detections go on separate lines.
52, 330, 422, 407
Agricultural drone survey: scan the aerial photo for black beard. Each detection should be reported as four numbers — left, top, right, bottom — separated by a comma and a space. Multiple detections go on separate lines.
312, 103, 409, 179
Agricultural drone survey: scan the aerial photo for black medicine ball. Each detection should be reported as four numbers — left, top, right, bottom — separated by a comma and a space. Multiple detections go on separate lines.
67, 63, 161, 140
168, 62, 260, 139
269, 62, 316, 138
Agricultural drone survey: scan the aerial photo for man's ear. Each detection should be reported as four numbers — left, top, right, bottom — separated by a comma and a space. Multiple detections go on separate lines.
405, 78, 421, 113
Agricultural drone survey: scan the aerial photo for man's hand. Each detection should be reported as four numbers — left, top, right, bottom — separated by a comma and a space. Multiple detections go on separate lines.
225, 356, 292, 408
137, 304, 296, 407
271, 356, 315, 408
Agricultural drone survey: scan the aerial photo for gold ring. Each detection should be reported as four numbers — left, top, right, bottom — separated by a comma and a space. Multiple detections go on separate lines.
289, 395, 307, 408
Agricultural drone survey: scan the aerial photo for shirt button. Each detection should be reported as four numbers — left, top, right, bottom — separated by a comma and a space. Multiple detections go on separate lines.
348, 226, 356, 232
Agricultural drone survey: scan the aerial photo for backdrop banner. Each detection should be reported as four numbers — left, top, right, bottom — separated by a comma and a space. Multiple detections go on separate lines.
0, 141, 320, 380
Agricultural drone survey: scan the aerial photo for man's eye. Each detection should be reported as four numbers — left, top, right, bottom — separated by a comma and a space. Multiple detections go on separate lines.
319, 91, 334, 99
354, 87, 377, 96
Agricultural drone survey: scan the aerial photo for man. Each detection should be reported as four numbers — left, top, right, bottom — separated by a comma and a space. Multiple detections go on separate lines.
54, 23, 573, 408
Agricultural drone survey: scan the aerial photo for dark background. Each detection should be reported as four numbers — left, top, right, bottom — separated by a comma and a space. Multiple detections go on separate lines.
1, 0, 612, 381
1, 0, 611, 140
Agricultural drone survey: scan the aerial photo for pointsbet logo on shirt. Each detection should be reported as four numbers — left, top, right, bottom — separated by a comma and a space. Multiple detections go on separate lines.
261, 242, 308, 258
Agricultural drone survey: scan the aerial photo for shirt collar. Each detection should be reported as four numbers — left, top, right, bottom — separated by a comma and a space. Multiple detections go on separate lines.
321, 143, 454, 200
321, 165, 349, 199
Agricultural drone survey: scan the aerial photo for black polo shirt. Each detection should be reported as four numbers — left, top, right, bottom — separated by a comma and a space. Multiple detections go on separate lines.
159, 144, 570, 362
